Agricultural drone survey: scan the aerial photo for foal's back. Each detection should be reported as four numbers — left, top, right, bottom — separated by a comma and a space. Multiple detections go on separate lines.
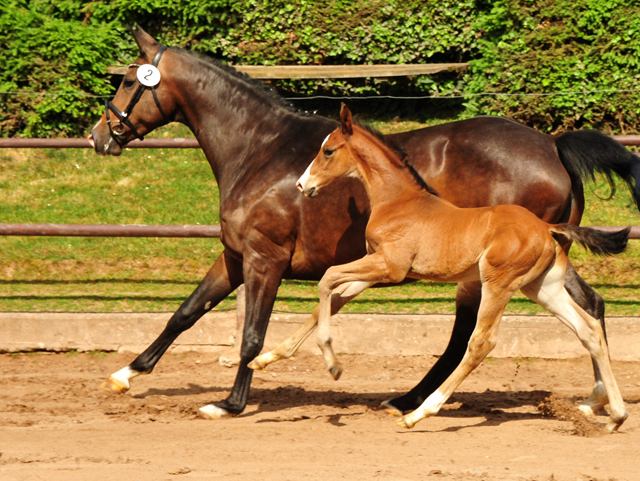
377, 194, 559, 285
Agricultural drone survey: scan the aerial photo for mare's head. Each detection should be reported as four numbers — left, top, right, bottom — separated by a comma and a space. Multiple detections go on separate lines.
88, 26, 179, 155
297, 104, 360, 197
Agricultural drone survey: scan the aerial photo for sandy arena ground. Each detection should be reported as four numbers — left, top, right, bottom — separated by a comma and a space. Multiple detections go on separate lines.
2, 349, 640, 481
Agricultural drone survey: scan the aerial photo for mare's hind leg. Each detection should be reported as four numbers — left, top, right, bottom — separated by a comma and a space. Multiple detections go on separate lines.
563, 263, 609, 415
399, 285, 515, 429
520, 258, 627, 433
101, 251, 243, 393
248, 280, 370, 371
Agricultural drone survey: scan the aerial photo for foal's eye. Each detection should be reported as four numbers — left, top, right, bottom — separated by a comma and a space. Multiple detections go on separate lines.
324, 149, 334, 157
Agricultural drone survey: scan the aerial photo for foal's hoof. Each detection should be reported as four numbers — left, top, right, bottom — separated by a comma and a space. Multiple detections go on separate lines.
577, 404, 597, 417
329, 365, 343, 381
247, 359, 264, 371
396, 416, 414, 429
379, 400, 403, 417
100, 376, 130, 393
199, 404, 230, 419
603, 420, 623, 434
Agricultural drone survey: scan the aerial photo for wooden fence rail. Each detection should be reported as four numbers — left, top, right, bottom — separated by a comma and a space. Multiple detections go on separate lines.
106, 63, 470, 79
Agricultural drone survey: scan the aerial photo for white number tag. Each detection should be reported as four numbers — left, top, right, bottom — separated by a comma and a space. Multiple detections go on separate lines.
137, 64, 161, 87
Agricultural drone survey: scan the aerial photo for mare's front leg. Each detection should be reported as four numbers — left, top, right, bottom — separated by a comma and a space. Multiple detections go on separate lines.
101, 251, 243, 393
316, 254, 404, 380
199, 250, 291, 418
382, 281, 481, 414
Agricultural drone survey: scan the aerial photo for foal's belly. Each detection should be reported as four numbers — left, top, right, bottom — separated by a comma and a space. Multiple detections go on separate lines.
409, 262, 481, 284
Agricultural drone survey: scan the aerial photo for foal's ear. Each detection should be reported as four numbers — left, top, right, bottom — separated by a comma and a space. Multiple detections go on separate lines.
131, 24, 161, 59
340, 103, 354, 136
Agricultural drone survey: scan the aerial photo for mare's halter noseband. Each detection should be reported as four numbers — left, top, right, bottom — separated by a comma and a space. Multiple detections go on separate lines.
105, 45, 169, 145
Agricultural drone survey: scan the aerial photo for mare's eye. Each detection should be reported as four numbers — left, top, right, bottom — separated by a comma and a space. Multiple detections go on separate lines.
324, 149, 334, 157
123, 78, 136, 88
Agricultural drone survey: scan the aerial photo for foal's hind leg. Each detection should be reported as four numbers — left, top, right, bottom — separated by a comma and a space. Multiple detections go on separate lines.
382, 281, 482, 415
248, 280, 370, 371
520, 259, 627, 433
399, 285, 515, 429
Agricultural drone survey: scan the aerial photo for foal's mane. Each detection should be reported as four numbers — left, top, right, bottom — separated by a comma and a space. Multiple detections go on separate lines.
169, 46, 303, 114
354, 119, 439, 196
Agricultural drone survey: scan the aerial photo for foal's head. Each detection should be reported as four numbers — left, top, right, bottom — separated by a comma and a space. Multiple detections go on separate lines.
297, 104, 433, 198
297, 104, 369, 197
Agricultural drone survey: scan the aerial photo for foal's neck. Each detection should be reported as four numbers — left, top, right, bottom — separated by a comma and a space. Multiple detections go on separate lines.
351, 132, 434, 207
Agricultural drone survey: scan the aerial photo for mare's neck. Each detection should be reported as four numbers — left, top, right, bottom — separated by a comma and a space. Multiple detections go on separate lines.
170, 53, 303, 202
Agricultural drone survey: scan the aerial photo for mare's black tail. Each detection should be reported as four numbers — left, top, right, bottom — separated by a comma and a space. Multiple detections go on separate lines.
550, 224, 630, 256
555, 130, 640, 209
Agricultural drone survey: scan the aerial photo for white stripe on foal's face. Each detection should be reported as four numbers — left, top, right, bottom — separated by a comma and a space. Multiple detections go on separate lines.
296, 160, 314, 193
296, 134, 332, 193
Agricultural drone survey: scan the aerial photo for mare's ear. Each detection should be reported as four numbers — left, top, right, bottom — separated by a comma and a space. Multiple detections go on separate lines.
340, 103, 353, 136
131, 24, 161, 60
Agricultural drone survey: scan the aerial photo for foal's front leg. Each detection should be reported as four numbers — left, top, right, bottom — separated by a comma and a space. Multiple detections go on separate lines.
248, 280, 370, 371
316, 254, 405, 380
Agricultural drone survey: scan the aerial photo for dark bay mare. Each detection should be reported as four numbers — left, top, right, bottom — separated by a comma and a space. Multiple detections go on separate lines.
88, 27, 640, 418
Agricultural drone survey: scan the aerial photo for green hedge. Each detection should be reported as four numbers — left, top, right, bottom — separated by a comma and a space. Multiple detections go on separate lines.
466, 0, 640, 133
1, 0, 639, 137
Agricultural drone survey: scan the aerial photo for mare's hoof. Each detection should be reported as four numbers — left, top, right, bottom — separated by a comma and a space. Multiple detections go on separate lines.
379, 400, 403, 417
329, 365, 343, 381
100, 376, 130, 393
199, 404, 230, 419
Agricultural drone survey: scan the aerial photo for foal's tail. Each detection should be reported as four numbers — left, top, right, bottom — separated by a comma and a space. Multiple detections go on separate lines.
550, 224, 630, 256
555, 130, 640, 209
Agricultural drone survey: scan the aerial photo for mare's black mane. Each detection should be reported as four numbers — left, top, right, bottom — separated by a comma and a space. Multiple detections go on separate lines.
170, 46, 303, 115
355, 119, 439, 196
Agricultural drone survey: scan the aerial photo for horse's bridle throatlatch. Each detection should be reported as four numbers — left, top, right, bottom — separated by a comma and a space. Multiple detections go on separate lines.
105, 45, 169, 145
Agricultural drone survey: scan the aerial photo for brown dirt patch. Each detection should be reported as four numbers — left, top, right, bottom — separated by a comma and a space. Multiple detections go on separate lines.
1, 351, 639, 480
538, 393, 603, 437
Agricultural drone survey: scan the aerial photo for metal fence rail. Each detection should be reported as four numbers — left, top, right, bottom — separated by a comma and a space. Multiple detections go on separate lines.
0, 223, 221, 238
0, 223, 638, 240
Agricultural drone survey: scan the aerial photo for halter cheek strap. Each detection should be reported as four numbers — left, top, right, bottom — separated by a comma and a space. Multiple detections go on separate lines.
105, 45, 169, 145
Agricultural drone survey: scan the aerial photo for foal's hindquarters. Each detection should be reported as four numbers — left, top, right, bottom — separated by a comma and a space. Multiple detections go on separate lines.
399, 245, 627, 433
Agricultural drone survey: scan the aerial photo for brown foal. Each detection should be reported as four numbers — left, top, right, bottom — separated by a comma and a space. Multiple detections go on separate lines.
264, 104, 629, 432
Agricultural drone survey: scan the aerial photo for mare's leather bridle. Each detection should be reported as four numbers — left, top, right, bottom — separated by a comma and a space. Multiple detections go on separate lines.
105, 45, 169, 145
